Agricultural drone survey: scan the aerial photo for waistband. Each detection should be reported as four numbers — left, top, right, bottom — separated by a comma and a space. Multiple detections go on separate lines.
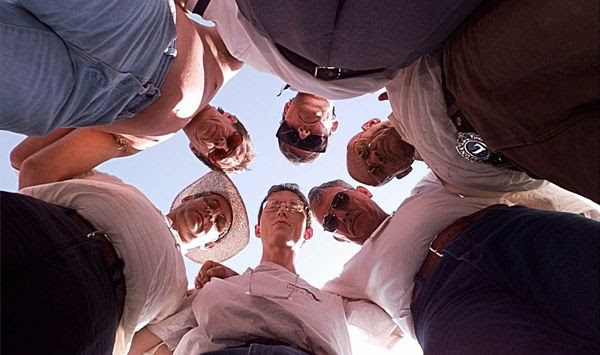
63, 208, 126, 318
413, 204, 509, 300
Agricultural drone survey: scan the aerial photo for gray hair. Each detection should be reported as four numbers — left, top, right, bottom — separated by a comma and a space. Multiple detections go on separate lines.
308, 179, 354, 212
257, 183, 312, 230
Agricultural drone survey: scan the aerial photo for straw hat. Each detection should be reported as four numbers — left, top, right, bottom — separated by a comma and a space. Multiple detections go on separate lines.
170, 171, 249, 263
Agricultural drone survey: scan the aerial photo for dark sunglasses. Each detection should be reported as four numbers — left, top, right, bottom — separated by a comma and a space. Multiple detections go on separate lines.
275, 121, 328, 153
207, 130, 244, 163
322, 190, 350, 232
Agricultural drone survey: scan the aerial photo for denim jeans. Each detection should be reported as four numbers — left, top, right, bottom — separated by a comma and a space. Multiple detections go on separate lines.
411, 206, 600, 355
1, 192, 123, 354
0, 0, 176, 135
203, 344, 310, 355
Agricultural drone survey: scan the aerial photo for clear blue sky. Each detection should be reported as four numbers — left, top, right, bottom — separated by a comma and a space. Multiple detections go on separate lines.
0, 65, 427, 354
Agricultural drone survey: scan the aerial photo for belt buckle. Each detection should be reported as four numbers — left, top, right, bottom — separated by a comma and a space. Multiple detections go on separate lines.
87, 230, 112, 243
313, 66, 341, 80
428, 237, 445, 258
456, 132, 493, 163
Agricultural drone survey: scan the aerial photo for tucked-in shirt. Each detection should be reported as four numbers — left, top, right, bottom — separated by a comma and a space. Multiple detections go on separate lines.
21, 172, 188, 354
202, 0, 391, 99
323, 172, 600, 339
386, 54, 545, 197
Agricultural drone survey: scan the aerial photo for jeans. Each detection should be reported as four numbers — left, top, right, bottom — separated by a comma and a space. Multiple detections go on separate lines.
411, 206, 600, 355
0, 0, 176, 135
203, 344, 310, 355
1, 192, 123, 354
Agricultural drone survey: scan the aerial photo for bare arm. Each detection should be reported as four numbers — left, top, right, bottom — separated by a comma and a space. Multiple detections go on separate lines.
10, 128, 74, 170
18, 128, 138, 189
195, 260, 239, 289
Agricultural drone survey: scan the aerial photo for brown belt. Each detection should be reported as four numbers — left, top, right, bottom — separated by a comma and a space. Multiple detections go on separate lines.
64, 208, 126, 317
413, 204, 508, 300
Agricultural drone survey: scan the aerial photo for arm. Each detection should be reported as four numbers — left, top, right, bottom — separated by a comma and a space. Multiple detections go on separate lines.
18, 128, 139, 189
10, 128, 74, 170
343, 299, 403, 349
195, 260, 238, 289
128, 328, 166, 355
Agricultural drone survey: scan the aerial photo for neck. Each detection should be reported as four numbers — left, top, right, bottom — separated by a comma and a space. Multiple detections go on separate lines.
260, 246, 297, 273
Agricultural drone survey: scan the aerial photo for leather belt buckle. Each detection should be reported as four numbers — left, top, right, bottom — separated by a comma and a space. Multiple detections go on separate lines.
313, 66, 342, 81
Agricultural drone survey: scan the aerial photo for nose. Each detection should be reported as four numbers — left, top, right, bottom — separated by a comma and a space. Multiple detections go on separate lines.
298, 126, 311, 140
212, 136, 227, 150
276, 204, 288, 217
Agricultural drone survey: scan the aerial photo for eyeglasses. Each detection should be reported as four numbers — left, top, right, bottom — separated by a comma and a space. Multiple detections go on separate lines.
207, 130, 244, 163
262, 199, 306, 214
245, 268, 320, 302
353, 140, 395, 186
276, 121, 328, 153
322, 190, 351, 232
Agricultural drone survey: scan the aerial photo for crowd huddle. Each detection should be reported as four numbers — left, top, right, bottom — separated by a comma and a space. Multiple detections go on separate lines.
1, 0, 599, 354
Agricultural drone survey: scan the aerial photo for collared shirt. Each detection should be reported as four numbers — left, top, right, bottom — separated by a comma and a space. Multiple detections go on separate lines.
322, 172, 600, 339
151, 261, 352, 355
202, 0, 392, 99
21, 171, 188, 355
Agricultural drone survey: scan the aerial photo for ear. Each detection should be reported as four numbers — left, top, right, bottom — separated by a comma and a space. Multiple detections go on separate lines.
395, 166, 413, 180
226, 115, 238, 125
283, 101, 291, 117
303, 227, 313, 241
356, 186, 373, 198
361, 118, 381, 131
254, 224, 261, 237
330, 120, 339, 133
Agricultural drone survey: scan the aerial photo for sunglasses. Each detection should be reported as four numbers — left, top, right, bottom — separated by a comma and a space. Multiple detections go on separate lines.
322, 190, 350, 232
275, 121, 328, 153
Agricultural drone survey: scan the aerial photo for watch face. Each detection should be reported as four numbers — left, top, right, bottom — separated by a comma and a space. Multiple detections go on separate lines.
456, 132, 491, 163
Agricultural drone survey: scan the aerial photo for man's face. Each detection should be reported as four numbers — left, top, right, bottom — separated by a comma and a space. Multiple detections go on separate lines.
284, 93, 337, 142
311, 186, 387, 244
346, 119, 415, 186
167, 193, 233, 249
258, 190, 308, 248
184, 106, 244, 170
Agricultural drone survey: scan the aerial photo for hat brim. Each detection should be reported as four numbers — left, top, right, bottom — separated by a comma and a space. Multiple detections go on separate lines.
170, 171, 249, 263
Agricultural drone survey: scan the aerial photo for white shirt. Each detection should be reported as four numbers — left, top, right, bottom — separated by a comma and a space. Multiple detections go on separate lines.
151, 262, 352, 355
21, 172, 188, 354
203, 0, 392, 99
385, 54, 544, 197
322, 172, 600, 339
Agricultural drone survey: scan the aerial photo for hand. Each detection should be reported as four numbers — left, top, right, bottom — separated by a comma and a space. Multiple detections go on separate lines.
195, 260, 238, 289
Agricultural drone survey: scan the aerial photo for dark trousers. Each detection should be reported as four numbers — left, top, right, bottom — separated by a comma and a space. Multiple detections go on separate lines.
444, 0, 600, 203
1, 192, 120, 355
203, 344, 310, 355
411, 206, 600, 355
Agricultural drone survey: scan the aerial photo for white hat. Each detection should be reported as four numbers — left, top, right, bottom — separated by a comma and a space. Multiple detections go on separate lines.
170, 171, 249, 263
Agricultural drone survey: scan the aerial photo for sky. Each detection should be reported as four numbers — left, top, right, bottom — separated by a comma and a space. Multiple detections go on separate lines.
0, 65, 427, 354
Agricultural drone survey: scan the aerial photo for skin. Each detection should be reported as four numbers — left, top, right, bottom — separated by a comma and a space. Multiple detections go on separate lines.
284, 93, 338, 140
311, 186, 389, 244
166, 193, 233, 249
184, 106, 239, 158
346, 119, 415, 186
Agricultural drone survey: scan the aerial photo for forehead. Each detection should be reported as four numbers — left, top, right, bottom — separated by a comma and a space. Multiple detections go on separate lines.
346, 139, 378, 185
268, 190, 301, 202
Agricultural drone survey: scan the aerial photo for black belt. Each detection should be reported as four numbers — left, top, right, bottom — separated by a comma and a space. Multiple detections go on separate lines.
64, 209, 126, 318
276, 44, 384, 81
439, 57, 515, 167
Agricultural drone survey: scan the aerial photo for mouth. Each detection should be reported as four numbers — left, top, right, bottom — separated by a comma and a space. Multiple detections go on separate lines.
273, 220, 291, 227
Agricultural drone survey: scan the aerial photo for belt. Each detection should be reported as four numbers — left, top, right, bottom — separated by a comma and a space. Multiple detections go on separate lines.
439, 57, 514, 168
276, 44, 385, 81
413, 204, 508, 300
64, 209, 126, 318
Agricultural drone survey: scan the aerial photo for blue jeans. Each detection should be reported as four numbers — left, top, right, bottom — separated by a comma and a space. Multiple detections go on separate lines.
1, 192, 123, 354
0, 0, 176, 135
411, 206, 600, 355
203, 344, 310, 355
